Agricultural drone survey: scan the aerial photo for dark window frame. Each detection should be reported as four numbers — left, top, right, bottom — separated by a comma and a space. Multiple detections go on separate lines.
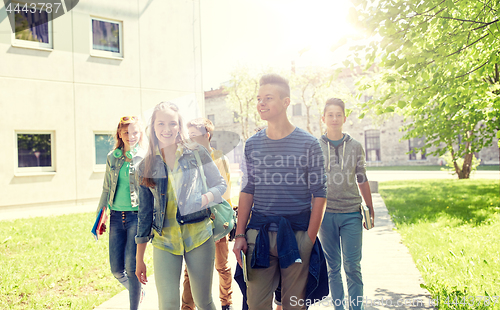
11, 1, 53, 50
94, 133, 115, 166
207, 114, 215, 125
408, 137, 427, 160
292, 104, 302, 116
364, 129, 381, 162
90, 16, 123, 58
16, 131, 55, 173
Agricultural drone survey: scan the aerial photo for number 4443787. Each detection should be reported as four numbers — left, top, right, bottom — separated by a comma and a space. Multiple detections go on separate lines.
6, 2, 62, 14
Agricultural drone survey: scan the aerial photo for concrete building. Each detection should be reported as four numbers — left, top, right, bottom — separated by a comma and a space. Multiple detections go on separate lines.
204, 87, 244, 165
1, 0, 204, 209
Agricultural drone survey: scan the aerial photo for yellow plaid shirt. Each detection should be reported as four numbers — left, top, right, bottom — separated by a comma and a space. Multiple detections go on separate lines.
210, 149, 232, 207
152, 146, 212, 255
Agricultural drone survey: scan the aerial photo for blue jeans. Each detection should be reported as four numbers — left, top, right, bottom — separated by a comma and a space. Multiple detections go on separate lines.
319, 212, 363, 310
154, 237, 216, 310
109, 211, 141, 310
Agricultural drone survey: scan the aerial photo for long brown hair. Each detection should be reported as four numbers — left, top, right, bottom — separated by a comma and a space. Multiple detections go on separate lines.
141, 102, 186, 187
113, 116, 144, 150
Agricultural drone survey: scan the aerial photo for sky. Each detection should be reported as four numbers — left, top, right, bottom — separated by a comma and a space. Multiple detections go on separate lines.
200, 0, 363, 90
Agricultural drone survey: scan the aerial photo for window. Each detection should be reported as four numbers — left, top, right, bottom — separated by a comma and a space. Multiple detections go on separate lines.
233, 112, 239, 123
11, 2, 53, 49
409, 137, 426, 160
210, 140, 218, 150
95, 133, 114, 166
365, 130, 380, 162
292, 104, 302, 116
91, 17, 123, 58
207, 114, 215, 125
233, 143, 243, 165
16, 132, 54, 173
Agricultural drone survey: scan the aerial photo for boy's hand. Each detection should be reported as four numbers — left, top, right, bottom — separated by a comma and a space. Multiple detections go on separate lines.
307, 230, 316, 243
233, 237, 247, 267
363, 211, 375, 230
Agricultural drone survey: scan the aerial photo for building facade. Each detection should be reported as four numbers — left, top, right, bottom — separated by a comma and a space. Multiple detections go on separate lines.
204, 88, 244, 165
1, 0, 204, 209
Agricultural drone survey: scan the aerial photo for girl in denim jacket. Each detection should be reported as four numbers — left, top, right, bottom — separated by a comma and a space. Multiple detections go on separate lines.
97, 116, 145, 310
135, 102, 226, 310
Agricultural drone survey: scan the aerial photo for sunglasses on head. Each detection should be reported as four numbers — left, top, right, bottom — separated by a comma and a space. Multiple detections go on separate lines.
120, 116, 138, 122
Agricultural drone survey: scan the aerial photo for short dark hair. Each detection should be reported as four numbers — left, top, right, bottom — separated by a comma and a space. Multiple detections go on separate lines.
323, 98, 345, 116
187, 118, 215, 141
259, 73, 290, 99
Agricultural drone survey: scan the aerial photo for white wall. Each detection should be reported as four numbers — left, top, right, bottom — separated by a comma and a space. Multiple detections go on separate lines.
0, 0, 204, 208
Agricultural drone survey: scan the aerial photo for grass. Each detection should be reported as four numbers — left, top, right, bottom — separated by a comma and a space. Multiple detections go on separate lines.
0, 213, 154, 310
379, 179, 500, 309
366, 165, 499, 171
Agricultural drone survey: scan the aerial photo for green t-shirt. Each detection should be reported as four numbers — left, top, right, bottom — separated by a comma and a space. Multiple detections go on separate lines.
110, 162, 135, 211
327, 134, 345, 147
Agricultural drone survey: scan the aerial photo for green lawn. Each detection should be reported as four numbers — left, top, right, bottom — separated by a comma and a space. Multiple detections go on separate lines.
367, 165, 499, 171
0, 213, 154, 310
380, 179, 500, 309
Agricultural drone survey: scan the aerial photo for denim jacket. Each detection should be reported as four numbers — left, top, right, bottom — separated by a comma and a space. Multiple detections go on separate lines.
247, 210, 329, 303
96, 148, 144, 215
135, 145, 226, 244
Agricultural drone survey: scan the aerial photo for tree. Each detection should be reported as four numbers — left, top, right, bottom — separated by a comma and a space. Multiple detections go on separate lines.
225, 66, 357, 139
225, 68, 264, 141
290, 67, 354, 136
347, 0, 500, 178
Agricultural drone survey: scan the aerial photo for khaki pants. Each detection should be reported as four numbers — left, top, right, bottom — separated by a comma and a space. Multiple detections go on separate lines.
182, 235, 233, 309
246, 229, 314, 310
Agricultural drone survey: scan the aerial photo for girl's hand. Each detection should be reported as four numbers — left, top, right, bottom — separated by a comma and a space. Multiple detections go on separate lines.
136, 260, 148, 285
201, 192, 214, 208
201, 194, 208, 207
99, 223, 106, 234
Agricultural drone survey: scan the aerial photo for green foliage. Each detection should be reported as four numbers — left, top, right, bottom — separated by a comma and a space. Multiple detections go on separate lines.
347, 0, 500, 179
0, 213, 154, 309
380, 179, 500, 309
17, 134, 51, 156
225, 67, 265, 141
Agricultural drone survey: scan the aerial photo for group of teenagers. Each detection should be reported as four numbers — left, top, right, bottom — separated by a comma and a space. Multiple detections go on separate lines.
97, 73, 375, 310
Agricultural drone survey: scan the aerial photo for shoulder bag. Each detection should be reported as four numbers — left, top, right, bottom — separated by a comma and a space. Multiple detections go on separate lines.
194, 151, 236, 241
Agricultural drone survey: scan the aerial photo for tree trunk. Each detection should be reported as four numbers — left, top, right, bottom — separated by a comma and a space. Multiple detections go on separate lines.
459, 152, 473, 179
450, 148, 473, 179
306, 106, 312, 134
450, 148, 462, 177
459, 132, 474, 179
244, 100, 249, 140
236, 95, 246, 141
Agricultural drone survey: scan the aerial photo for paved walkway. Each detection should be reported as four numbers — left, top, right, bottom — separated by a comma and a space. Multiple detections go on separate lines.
93, 194, 433, 310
